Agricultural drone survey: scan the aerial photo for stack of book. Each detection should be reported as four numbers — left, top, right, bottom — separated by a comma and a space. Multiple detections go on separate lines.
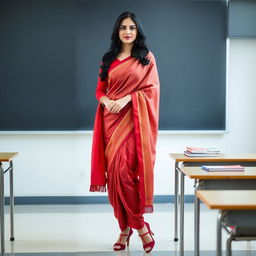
184, 147, 221, 157
201, 165, 245, 172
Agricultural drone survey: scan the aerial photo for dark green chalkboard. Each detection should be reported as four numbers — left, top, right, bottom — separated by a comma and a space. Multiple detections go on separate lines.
0, 0, 226, 131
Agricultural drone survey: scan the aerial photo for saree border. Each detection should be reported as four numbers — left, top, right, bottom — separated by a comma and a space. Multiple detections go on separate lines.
132, 91, 154, 212
137, 91, 154, 203
108, 58, 134, 80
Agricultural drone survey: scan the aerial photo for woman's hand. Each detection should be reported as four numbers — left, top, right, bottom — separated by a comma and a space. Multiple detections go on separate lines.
100, 96, 116, 111
109, 95, 132, 114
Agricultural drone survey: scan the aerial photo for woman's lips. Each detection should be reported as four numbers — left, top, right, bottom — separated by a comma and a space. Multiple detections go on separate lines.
124, 36, 132, 40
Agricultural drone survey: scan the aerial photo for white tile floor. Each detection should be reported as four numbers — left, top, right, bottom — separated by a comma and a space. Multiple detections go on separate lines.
3, 203, 256, 255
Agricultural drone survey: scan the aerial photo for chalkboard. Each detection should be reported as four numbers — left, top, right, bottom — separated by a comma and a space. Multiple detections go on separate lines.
0, 0, 226, 131
228, 0, 256, 38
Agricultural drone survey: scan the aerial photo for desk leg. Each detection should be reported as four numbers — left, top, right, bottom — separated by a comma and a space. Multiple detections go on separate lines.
226, 233, 234, 256
174, 161, 179, 242
217, 210, 225, 256
179, 171, 184, 256
194, 180, 200, 256
0, 162, 5, 256
9, 161, 14, 241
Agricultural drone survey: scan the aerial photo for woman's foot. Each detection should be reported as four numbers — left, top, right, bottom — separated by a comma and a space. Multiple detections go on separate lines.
113, 227, 133, 251
138, 222, 155, 253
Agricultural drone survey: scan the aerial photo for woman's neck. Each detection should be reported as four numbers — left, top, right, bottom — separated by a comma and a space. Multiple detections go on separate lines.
120, 43, 133, 55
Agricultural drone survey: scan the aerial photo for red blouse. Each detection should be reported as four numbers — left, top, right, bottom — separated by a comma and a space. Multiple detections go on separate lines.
95, 56, 132, 101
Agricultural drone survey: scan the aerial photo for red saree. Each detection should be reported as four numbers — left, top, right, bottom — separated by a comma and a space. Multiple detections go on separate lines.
90, 52, 160, 216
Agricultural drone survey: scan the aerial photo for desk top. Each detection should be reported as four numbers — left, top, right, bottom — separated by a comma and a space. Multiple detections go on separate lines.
196, 190, 256, 210
181, 166, 256, 179
0, 152, 18, 162
170, 153, 256, 162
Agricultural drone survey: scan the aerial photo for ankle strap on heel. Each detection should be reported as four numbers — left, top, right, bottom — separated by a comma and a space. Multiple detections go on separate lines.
139, 232, 150, 238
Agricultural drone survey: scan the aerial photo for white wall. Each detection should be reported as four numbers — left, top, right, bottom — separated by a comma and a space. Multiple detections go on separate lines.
1, 39, 256, 197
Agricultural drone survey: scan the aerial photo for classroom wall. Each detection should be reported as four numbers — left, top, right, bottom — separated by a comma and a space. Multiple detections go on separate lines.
1, 39, 256, 198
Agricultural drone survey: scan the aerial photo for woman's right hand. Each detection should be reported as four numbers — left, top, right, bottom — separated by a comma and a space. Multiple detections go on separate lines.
100, 96, 130, 114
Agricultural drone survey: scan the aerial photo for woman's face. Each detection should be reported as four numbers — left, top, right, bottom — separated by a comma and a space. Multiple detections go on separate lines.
119, 17, 137, 45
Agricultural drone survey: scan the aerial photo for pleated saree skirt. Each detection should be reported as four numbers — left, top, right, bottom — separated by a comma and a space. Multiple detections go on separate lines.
103, 103, 144, 231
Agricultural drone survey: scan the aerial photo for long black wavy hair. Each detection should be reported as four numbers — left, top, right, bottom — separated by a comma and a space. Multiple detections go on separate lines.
99, 11, 150, 81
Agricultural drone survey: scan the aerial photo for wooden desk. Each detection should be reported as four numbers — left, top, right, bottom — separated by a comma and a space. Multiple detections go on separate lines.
169, 153, 256, 256
182, 166, 256, 180
196, 190, 256, 210
170, 153, 256, 163
181, 166, 256, 256
0, 153, 18, 256
196, 190, 256, 256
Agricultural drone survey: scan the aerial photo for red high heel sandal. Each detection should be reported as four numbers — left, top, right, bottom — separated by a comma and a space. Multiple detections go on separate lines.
139, 222, 155, 253
113, 228, 133, 251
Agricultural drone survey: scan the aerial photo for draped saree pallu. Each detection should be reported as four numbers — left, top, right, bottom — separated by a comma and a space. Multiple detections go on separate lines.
90, 52, 160, 230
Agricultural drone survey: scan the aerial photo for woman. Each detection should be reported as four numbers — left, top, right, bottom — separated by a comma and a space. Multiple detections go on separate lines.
90, 11, 160, 253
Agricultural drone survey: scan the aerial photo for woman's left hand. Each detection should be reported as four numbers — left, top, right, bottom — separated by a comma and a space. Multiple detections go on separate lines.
109, 95, 132, 113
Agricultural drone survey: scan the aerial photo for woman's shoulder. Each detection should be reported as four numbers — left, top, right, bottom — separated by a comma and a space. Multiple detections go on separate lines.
147, 51, 154, 58
147, 51, 156, 64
